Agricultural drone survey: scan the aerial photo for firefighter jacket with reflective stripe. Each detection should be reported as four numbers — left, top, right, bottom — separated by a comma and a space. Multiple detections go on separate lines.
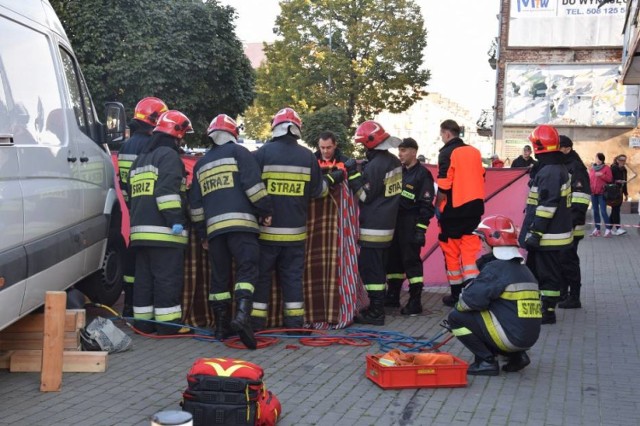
350, 149, 402, 248
519, 153, 573, 251
455, 258, 541, 351
189, 142, 273, 240
437, 138, 485, 219
399, 162, 435, 228
117, 124, 154, 204
254, 134, 327, 245
129, 137, 188, 248
564, 150, 591, 240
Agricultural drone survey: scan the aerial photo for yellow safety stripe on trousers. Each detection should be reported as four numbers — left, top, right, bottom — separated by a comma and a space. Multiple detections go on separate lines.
360, 228, 394, 243
573, 225, 585, 238
155, 305, 182, 322
259, 226, 306, 242
190, 207, 205, 222
387, 273, 405, 280
123, 275, 135, 284
251, 302, 268, 318
133, 305, 153, 320
571, 191, 591, 205
480, 310, 526, 352
365, 284, 386, 291
130, 225, 188, 245
245, 182, 269, 203
500, 290, 540, 301
446, 270, 464, 285
284, 308, 305, 316
540, 289, 561, 297
235, 282, 255, 293
451, 327, 473, 337
156, 194, 182, 211
535, 205, 556, 219
209, 292, 232, 301
409, 276, 423, 284
206, 212, 259, 234
540, 232, 573, 247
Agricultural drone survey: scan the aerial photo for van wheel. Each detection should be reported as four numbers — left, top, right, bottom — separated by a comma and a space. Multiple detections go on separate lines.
76, 230, 125, 306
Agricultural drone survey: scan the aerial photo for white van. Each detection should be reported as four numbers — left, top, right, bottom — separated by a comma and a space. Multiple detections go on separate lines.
0, 0, 127, 330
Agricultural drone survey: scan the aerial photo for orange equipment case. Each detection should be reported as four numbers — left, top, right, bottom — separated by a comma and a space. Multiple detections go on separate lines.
366, 354, 468, 389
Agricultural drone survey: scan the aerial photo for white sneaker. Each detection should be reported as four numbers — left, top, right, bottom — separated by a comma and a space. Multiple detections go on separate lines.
590, 229, 600, 237
604, 229, 612, 238
616, 228, 627, 235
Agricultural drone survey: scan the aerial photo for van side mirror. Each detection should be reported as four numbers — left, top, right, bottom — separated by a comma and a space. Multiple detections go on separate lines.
104, 102, 126, 148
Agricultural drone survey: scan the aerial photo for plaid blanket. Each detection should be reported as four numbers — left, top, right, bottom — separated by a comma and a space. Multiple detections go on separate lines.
181, 182, 363, 329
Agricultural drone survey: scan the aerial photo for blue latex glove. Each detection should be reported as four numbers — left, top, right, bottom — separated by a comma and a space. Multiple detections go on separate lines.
171, 224, 184, 235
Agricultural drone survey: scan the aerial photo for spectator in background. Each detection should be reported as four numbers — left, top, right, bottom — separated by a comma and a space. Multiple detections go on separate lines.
314, 130, 350, 173
417, 154, 426, 164
610, 154, 629, 236
588, 152, 613, 237
511, 145, 537, 168
491, 154, 504, 168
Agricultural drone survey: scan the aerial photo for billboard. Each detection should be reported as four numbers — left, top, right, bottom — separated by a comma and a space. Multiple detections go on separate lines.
504, 63, 639, 127
509, 0, 627, 47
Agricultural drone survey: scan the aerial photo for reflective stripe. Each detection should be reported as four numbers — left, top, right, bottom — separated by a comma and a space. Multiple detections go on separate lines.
157, 194, 182, 211
386, 273, 405, 280
535, 205, 556, 218
416, 223, 427, 230
133, 312, 153, 320
246, 182, 268, 203
155, 309, 182, 322
130, 225, 188, 244
284, 309, 305, 316
401, 190, 415, 200
253, 302, 268, 310
198, 158, 239, 181
259, 226, 306, 242
480, 310, 526, 352
118, 153, 138, 162
540, 232, 573, 247
251, 309, 268, 318
235, 282, 255, 293
209, 292, 232, 301
263, 164, 311, 174
360, 228, 394, 243
378, 358, 395, 367
571, 192, 591, 204
408, 276, 423, 284
500, 290, 540, 301
206, 212, 259, 234
320, 179, 329, 198
130, 165, 159, 178
356, 188, 366, 202
348, 172, 362, 181
385, 167, 402, 179
540, 289, 561, 297
504, 282, 539, 292
190, 208, 205, 222
451, 327, 473, 337
284, 302, 304, 309
124, 275, 135, 284
262, 164, 311, 182
456, 298, 472, 311
134, 306, 153, 316
447, 270, 464, 285
365, 284, 386, 291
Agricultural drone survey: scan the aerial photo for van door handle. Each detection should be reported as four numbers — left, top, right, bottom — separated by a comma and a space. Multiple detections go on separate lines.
80, 156, 89, 163
67, 155, 77, 163
0, 133, 14, 146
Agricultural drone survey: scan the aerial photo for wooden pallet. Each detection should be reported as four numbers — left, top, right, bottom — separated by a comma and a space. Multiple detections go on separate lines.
0, 294, 108, 391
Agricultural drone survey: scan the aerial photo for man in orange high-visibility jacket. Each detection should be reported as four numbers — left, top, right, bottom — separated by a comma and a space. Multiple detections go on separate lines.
436, 119, 485, 307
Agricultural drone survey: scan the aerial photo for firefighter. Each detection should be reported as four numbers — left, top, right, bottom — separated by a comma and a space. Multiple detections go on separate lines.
385, 137, 435, 315
314, 130, 350, 173
189, 114, 273, 349
557, 135, 590, 309
345, 120, 402, 325
116, 97, 168, 317
448, 215, 541, 376
128, 110, 193, 335
519, 124, 573, 325
436, 119, 485, 307
251, 108, 343, 331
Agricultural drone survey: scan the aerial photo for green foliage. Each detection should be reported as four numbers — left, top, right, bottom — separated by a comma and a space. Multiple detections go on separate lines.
256, 0, 430, 130
243, 103, 272, 142
301, 105, 352, 156
49, 0, 255, 146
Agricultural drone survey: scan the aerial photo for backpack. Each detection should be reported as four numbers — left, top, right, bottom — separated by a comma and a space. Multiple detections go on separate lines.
604, 184, 622, 206
182, 358, 280, 426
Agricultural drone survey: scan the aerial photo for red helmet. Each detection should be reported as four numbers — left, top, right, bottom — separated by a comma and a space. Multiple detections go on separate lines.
271, 107, 302, 131
529, 124, 559, 155
475, 215, 519, 247
153, 110, 193, 139
133, 97, 168, 126
355, 120, 390, 149
256, 390, 281, 426
207, 114, 239, 138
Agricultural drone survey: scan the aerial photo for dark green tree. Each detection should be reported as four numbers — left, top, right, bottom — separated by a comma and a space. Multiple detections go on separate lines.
50, 0, 255, 145
255, 0, 430, 129
302, 105, 352, 156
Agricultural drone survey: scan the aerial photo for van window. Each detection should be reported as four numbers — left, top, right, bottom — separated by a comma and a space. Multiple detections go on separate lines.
60, 48, 98, 142
0, 17, 64, 146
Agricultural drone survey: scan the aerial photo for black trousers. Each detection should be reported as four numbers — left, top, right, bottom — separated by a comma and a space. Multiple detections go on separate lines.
208, 232, 259, 305
122, 245, 137, 306
527, 250, 563, 302
448, 309, 500, 362
253, 244, 305, 319
133, 246, 184, 323
558, 238, 582, 298
610, 204, 621, 227
387, 213, 423, 287
359, 246, 389, 294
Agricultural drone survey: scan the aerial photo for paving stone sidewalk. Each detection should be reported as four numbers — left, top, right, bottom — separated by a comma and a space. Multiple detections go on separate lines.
1, 215, 639, 426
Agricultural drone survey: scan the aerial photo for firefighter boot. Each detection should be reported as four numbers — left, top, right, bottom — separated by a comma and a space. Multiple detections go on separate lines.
467, 355, 499, 376
384, 279, 402, 308
230, 298, 257, 350
283, 315, 310, 336
442, 284, 463, 307
558, 286, 581, 309
401, 284, 423, 316
211, 303, 235, 340
502, 351, 531, 373
355, 291, 385, 326
541, 299, 556, 325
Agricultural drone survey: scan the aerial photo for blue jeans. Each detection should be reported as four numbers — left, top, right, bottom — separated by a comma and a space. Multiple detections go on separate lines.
591, 194, 611, 230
